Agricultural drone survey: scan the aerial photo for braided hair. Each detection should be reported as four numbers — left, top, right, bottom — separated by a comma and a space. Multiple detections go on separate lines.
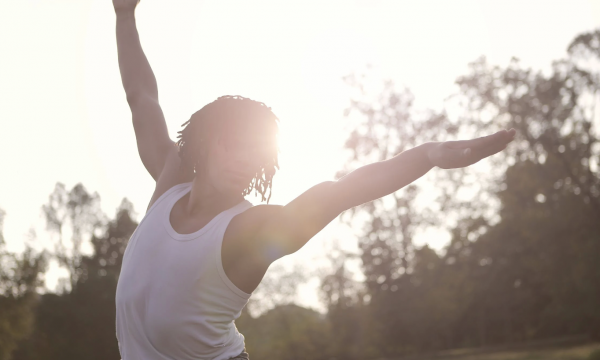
176, 95, 280, 203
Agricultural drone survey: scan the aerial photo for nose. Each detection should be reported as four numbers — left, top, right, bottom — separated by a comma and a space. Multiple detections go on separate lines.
231, 150, 256, 174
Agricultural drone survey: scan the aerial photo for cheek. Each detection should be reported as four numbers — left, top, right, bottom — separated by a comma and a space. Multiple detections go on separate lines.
206, 153, 239, 187
203, 154, 222, 182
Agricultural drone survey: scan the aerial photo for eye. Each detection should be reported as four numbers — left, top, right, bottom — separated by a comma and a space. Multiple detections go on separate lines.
221, 138, 242, 153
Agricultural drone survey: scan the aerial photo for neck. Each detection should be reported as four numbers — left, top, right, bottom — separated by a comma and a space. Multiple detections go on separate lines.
183, 176, 244, 217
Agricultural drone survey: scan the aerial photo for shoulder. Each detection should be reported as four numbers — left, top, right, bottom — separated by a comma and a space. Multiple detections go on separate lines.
229, 204, 283, 237
224, 204, 285, 264
221, 204, 286, 293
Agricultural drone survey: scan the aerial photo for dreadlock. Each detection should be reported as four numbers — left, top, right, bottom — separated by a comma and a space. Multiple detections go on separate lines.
176, 95, 280, 203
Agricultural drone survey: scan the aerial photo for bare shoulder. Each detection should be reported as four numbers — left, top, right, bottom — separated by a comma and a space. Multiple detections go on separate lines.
222, 182, 341, 293
146, 144, 195, 212
222, 204, 285, 293
227, 204, 283, 241
237, 203, 283, 225
224, 204, 284, 260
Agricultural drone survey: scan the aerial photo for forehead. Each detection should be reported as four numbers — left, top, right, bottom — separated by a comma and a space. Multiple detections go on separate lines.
220, 119, 276, 143
222, 133, 273, 149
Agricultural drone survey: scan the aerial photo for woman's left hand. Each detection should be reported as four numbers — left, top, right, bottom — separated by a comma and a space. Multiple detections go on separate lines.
427, 128, 516, 169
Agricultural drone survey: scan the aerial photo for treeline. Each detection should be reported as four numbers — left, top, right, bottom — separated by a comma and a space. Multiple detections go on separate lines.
1, 29, 599, 360
310, 29, 600, 358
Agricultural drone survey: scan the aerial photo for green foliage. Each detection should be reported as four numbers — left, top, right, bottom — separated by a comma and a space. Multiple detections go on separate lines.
323, 28, 600, 358
238, 304, 333, 360
589, 349, 600, 360
41, 183, 106, 290
0, 210, 46, 360
11, 185, 137, 360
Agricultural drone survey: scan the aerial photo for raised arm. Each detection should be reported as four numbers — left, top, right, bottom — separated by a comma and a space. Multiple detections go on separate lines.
114, 0, 174, 181
252, 129, 517, 259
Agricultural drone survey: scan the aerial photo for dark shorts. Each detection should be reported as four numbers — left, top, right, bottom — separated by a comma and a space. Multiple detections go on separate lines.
230, 349, 250, 360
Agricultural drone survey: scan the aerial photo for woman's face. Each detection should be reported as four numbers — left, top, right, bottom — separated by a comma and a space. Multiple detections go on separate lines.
202, 130, 273, 196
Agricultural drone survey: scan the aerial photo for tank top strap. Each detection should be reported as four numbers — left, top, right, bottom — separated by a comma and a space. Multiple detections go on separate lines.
146, 182, 193, 217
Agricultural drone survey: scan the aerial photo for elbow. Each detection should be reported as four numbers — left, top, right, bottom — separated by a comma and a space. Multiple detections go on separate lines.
125, 92, 144, 106
125, 91, 140, 106
125, 92, 157, 107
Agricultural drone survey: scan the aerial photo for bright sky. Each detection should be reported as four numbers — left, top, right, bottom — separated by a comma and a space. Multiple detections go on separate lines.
1, 0, 599, 309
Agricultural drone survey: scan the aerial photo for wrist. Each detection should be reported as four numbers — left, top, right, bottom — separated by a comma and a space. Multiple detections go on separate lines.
421, 142, 439, 169
115, 8, 136, 18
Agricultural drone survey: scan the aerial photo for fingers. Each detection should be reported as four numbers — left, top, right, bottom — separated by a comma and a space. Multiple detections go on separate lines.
472, 133, 513, 161
436, 129, 516, 168
444, 128, 515, 151
470, 129, 514, 149
460, 129, 515, 164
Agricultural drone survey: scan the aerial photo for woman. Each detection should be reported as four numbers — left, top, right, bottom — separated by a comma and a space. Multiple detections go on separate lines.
112, 1, 516, 359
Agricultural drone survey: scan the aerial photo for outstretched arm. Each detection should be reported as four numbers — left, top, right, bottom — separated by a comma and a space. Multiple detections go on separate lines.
114, 0, 173, 180
253, 129, 516, 259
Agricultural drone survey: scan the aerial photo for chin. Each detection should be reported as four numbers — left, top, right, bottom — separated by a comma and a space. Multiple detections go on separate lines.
224, 181, 248, 195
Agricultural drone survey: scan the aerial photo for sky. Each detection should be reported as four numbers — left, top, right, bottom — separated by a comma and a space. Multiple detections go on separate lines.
1, 0, 599, 310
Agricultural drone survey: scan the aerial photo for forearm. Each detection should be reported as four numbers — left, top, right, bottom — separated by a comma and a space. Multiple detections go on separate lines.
335, 142, 436, 210
115, 10, 158, 101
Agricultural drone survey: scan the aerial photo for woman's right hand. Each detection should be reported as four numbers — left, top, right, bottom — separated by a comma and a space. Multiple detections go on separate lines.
113, 0, 140, 12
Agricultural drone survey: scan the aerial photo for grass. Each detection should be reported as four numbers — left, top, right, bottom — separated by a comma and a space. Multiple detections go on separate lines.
445, 342, 600, 360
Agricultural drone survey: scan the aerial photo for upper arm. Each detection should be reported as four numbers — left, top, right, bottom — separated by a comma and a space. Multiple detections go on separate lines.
128, 94, 174, 181
251, 181, 348, 260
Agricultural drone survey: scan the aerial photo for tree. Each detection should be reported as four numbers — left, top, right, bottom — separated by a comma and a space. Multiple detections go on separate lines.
333, 28, 600, 356
0, 209, 46, 360
238, 304, 333, 360
443, 28, 600, 342
12, 185, 137, 360
41, 183, 106, 290
319, 243, 372, 359
338, 73, 474, 356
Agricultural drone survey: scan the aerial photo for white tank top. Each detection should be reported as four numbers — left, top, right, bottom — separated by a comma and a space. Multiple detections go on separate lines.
115, 182, 254, 360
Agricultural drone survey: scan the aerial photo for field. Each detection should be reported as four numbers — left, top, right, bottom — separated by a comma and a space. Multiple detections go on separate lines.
417, 343, 600, 360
